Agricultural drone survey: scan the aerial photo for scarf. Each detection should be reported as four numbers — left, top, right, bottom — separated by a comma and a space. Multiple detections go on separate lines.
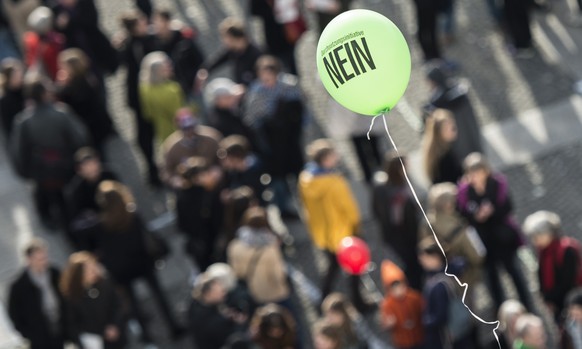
539, 238, 562, 294
236, 226, 276, 247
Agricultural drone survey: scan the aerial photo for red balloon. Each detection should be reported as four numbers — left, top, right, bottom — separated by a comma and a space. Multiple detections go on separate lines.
337, 237, 371, 275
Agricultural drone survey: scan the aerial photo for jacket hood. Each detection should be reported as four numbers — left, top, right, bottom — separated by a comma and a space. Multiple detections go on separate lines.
299, 163, 339, 200
381, 260, 406, 288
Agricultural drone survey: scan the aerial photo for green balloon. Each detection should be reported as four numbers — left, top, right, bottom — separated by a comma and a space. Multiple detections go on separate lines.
316, 9, 411, 116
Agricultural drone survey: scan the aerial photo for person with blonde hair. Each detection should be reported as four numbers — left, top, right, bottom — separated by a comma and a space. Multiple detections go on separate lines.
60, 251, 126, 349
422, 108, 463, 184
139, 50, 185, 143
497, 299, 526, 348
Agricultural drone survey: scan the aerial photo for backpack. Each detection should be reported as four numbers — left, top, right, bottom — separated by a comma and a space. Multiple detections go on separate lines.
439, 276, 473, 343
555, 237, 582, 286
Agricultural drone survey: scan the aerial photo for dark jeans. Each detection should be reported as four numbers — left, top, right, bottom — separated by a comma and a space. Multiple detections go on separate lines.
504, 0, 532, 48
351, 135, 381, 183
123, 271, 181, 342
321, 250, 365, 307
133, 107, 159, 183
484, 250, 534, 312
415, 3, 441, 60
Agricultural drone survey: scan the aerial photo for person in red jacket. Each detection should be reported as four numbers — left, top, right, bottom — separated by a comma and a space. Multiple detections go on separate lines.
523, 210, 582, 322
23, 7, 64, 80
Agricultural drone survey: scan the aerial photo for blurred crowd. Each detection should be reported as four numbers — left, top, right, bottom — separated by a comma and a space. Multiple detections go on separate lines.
2, 0, 582, 349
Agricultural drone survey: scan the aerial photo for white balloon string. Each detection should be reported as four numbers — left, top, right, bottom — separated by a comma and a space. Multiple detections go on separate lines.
367, 114, 380, 141
378, 113, 501, 348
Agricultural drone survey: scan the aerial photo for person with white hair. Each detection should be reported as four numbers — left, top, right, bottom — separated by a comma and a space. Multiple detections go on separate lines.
22, 6, 64, 80
498, 299, 527, 348
513, 314, 547, 349
139, 51, 185, 145
523, 210, 582, 320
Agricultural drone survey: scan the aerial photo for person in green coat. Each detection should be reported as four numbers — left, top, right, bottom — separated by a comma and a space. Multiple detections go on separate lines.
139, 51, 185, 143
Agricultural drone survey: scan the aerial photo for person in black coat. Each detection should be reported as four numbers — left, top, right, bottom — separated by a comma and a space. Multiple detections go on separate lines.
176, 157, 224, 271
504, 0, 533, 53
56, 48, 115, 157
412, 0, 442, 61
8, 239, 66, 349
372, 153, 423, 291
198, 17, 263, 87
60, 251, 127, 349
424, 65, 482, 163
116, 10, 160, 186
51, 0, 119, 79
0, 58, 25, 140
82, 180, 184, 344
152, 9, 205, 96
189, 273, 247, 349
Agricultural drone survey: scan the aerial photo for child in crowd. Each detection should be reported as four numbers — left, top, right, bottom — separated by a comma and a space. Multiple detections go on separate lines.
380, 260, 424, 349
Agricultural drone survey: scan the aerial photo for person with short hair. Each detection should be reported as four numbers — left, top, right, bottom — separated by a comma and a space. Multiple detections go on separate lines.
513, 314, 547, 349
189, 273, 247, 349
22, 6, 64, 80
197, 17, 263, 87
299, 139, 369, 312
10, 77, 88, 230
523, 210, 582, 320
8, 238, 66, 349
176, 156, 224, 271
498, 300, 527, 349
59, 251, 127, 349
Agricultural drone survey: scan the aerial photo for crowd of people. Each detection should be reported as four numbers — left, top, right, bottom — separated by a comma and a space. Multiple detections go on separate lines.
2, 0, 582, 349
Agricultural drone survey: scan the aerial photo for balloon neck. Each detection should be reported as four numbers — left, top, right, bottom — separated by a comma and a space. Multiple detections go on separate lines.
378, 108, 390, 116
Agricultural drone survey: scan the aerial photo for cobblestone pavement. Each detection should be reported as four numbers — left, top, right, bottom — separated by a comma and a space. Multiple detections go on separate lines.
2, 0, 582, 348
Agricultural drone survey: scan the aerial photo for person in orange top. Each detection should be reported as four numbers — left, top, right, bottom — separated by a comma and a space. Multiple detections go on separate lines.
380, 260, 424, 349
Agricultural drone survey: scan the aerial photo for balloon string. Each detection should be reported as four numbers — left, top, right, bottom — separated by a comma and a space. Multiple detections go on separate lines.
367, 115, 380, 141
377, 114, 501, 348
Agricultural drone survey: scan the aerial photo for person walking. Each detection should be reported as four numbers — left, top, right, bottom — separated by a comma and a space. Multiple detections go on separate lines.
422, 109, 463, 185
298, 139, 370, 312
8, 239, 66, 349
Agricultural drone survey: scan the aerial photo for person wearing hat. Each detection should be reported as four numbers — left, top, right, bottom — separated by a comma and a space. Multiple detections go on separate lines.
161, 107, 222, 189
22, 6, 65, 80
205, 78, 258, 151
523, 210, 582, 321
380, 260, 424, 349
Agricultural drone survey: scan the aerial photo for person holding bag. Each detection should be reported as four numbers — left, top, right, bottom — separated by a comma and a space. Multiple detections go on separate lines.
457, 152, 534, 312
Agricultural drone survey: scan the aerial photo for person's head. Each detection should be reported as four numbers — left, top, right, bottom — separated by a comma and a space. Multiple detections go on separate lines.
175, 107, 200, 138
423, 109, 457, 181
514, 314, 546, 349
381, 260, 407, 298
218, 135, 251, 171
462, 152, 491, 189
24, 77, 53, 104
418, 237, 446, 271
96, 180, 136, 232
205, 78, 244, 109
58, 48, 90, 82
240, 206, 270, 230
223, 186, 258, 234
523, 210, 561, 250
60, 251, 102, 301
205, 263, 237, 292
251, 304, 296, 347
153, 9, 172, 33
0, 58, 24, 91
426, 64, 451, 90
312, 320, 343, 349
24, 238, 49, 273
179, 156, 221, 190
382, 151, 406, 186
120, 10, 148, 37
307, 139, 339, 170
428, 182, 458, 215
75, 147, 102, 182
27, 6, 53, 35
566, 288, 582, 324
256, 56, 281, 87
140, 51, 173, 85
218, 17, 248, 51
193, 273, 227, 304
321, 293, 357, 331
498, 300, 527, 339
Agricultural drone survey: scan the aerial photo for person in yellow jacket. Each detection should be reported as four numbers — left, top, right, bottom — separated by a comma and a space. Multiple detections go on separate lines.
139, 51, 185, 143
298, 139, 370, 311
